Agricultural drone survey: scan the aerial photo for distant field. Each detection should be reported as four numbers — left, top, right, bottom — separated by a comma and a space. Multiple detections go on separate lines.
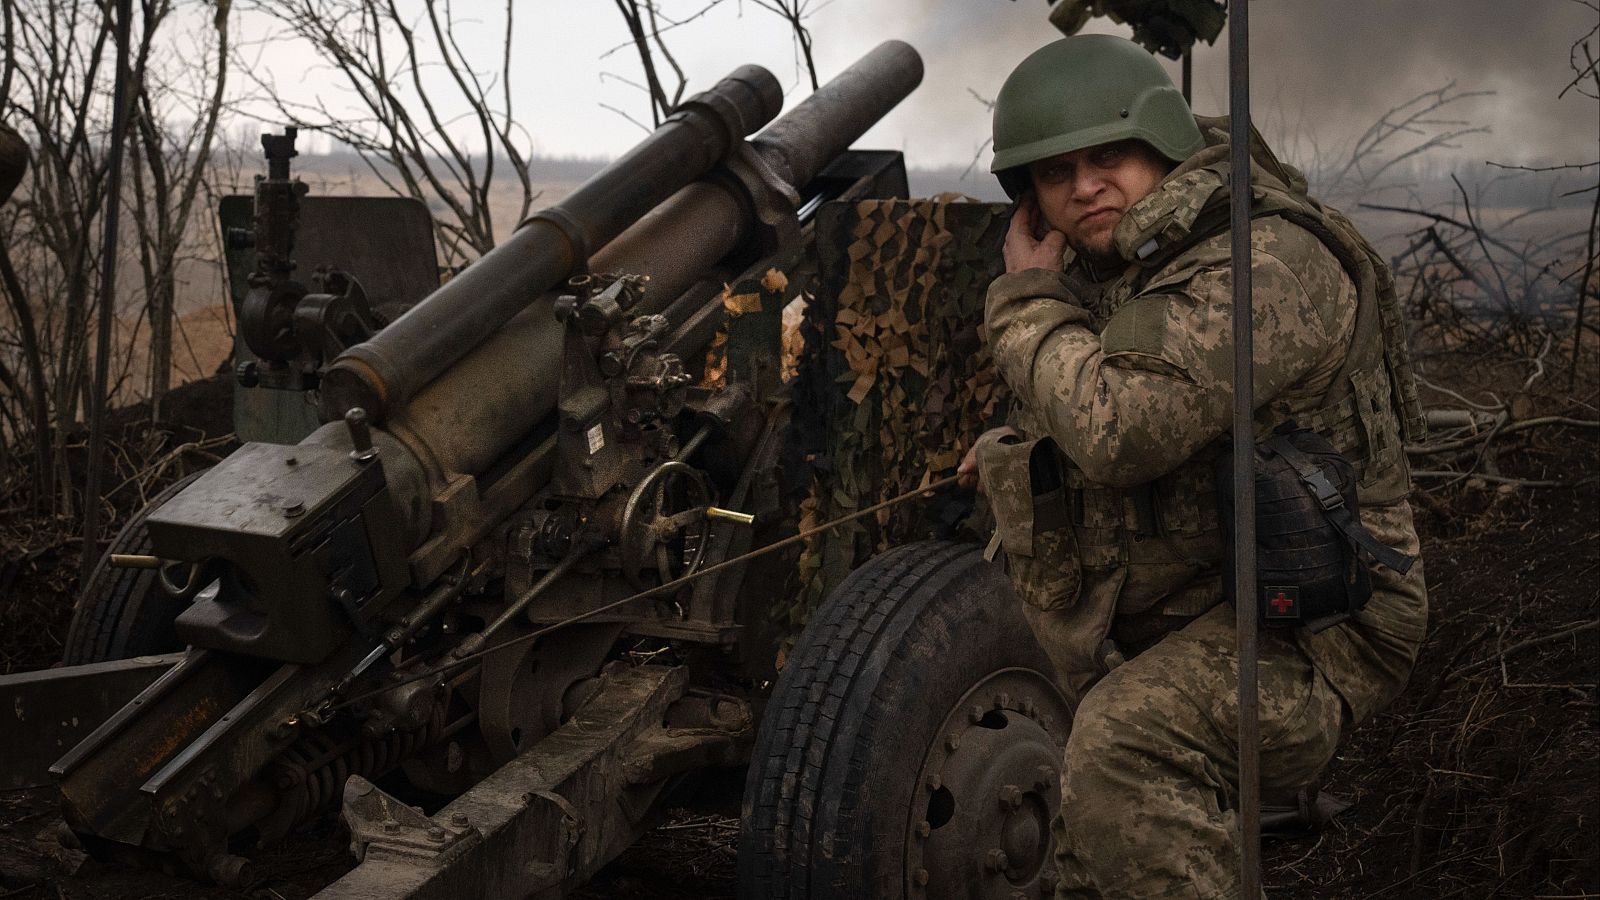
139, 154, 592, 410
143, 151, 1588, 412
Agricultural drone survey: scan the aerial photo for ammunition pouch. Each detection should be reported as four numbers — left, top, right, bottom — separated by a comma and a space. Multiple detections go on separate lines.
977, 432, 1077, 610
1219, 427, 1415, 632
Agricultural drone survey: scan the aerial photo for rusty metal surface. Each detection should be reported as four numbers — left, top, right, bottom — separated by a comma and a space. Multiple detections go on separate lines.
476, 623, 621, 765
51, 649, 274, 845
333, 43, 923, 534
0, 654, 182, 790
55, 641, 383, 877
315, 664, 690, 900
146, 439, 408, 663
906, 668, 1072, 899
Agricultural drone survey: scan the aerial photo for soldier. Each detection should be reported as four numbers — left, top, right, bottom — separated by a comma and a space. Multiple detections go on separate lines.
956, 34, 1429, 898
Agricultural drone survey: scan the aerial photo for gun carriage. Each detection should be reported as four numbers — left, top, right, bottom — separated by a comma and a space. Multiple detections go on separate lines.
1, 41, 1073, 900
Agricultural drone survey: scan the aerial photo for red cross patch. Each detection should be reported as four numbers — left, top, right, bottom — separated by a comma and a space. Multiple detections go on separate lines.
1264, 586, 1299, 619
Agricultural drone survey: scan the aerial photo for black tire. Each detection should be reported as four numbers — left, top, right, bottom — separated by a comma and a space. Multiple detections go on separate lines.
62, 470, 206, 665
739, 540, 1074, 900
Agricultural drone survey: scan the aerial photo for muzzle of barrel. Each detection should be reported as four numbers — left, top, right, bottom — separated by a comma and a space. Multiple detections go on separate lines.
752, 40, 924, 189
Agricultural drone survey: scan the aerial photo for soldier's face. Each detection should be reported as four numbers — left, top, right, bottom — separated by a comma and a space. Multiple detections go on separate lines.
1028, 140, 1171, 260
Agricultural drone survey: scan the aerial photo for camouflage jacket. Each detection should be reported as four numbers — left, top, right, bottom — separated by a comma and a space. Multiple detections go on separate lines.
978, 129, 1428, 722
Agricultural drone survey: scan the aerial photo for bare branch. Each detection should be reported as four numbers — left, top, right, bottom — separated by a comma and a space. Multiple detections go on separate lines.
240, 0, 535, 263
750, 0, 819, 90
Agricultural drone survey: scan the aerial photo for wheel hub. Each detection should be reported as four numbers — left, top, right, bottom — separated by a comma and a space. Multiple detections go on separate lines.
906, 668, 1072, 900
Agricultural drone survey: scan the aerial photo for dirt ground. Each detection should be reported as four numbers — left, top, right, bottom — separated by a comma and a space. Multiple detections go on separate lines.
1, 359, 1596, 899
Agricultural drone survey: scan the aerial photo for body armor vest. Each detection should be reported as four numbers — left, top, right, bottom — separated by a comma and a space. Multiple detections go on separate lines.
1020, 126, 1423, 656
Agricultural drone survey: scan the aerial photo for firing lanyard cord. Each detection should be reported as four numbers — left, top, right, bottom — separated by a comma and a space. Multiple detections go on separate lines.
324, 473, 964, 714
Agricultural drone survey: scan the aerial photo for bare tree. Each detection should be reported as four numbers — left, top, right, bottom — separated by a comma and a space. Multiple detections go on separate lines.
1, 0, 132, 513
603, 0, 819, 132
241, 0, 535, 266
611, 0, 691, 128
750, 0, 820, 90
127, 0, 230, 420
1307, 82, 1493, 204
0, 0, 223, 510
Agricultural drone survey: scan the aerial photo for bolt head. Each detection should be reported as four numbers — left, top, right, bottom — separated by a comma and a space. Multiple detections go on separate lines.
426, 826, 446, 842
995, 692, 1012, 709
924, 774, 942, 791
945, 732, 961, 752
916, 820, 931, 838
914, 868, 929, 886
999, 784, 1023, 809
450, 812, 469, 827
967, 704, 984, 724
382, 822, 400, 834
985, 848, 1009, 872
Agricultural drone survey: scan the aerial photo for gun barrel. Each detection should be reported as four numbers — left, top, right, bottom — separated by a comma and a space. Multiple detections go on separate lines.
320, 65, 784, 424
383, 41, 923, 508
752, 38, 923, 189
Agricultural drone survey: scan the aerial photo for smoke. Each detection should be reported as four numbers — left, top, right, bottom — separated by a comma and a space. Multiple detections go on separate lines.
807, 0, 1599, 178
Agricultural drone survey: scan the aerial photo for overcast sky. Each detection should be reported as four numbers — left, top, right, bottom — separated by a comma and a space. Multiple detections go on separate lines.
239, 0, 1598, 180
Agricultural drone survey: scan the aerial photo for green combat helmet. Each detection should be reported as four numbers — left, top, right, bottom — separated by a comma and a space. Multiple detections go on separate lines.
990, 34, 1203, 198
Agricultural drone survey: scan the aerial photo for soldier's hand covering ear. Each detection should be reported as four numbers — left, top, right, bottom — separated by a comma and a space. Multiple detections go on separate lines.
1003, 192, 1068, 274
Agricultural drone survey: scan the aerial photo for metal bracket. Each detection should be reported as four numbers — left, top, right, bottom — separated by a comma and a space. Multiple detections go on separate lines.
316, 665, 689, 900
718, 142, 802, 254
292, 269, 382, 367
344, 775, 477, 863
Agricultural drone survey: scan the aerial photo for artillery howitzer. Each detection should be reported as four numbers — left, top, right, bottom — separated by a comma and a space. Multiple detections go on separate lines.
2, 40, 1074, 900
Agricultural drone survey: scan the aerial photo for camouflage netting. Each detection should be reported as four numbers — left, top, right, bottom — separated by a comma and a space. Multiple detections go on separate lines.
700, 261, 805, 395
779, 197, 1012, 646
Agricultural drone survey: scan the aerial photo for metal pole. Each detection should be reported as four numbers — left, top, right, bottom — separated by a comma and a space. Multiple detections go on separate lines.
80, 0, 134, 587
1182, 48, 1193, 105
1226, 0, 1262, 896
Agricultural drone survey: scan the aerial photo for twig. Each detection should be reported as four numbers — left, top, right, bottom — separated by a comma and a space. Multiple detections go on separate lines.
1411, 471, 1581, 489
1451, 174, 1515, 309
1426, 767, 1496, 781
1445, 620, 1600, 685
1406, 415, 1598, 455
1485, 161, 1599, 173
1416, 375, 1504, 411
105, 432, 234, 499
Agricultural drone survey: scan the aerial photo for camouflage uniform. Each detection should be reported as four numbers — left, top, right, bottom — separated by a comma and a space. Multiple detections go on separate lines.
977, 123, 1428, 899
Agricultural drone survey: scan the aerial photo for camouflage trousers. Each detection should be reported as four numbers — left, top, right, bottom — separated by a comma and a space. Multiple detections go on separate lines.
1047, 604, 1352, 900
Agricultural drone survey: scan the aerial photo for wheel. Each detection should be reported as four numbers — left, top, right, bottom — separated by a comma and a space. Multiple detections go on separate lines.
619, 460, 712, 589
62, 470, 207, 664
739, 540, 1073, 900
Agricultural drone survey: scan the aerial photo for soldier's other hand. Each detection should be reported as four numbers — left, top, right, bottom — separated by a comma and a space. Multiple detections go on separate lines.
957, 426, 1019, 494
1003, 192, 1067, 274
